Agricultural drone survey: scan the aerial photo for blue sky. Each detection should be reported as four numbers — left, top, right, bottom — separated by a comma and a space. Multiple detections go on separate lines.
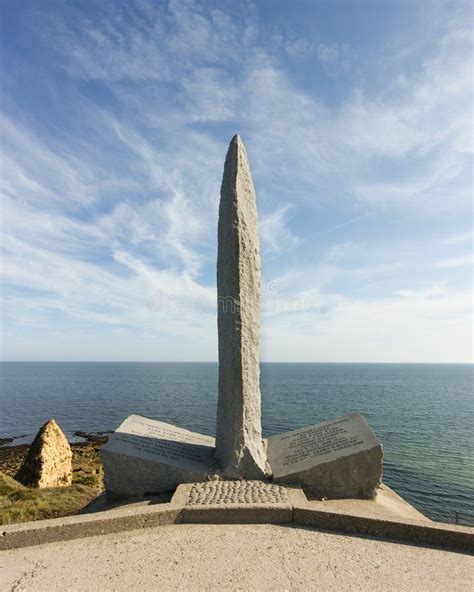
0, 0, 472, 362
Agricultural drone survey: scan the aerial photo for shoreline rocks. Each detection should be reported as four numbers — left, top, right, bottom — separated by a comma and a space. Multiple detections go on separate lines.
73, 431, 112, 445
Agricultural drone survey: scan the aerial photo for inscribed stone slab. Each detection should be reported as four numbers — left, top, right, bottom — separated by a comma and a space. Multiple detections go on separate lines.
101, 415, 215, 497
267, 413, 383, 499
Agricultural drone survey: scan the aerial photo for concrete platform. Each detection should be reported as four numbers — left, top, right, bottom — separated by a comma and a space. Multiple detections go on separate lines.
1, 482, 473, 552
1, 523, 473, 592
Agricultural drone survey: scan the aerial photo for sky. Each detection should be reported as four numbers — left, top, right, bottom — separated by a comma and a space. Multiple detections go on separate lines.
0, 0, 472, 363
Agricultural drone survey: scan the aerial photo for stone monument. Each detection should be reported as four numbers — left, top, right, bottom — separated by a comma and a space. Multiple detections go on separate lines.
101, 415, 214, 497
215, 135, 268, 479
101, 134, 383, 499
267, 413, 382, 499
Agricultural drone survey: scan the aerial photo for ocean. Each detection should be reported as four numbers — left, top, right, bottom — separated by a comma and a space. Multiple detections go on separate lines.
0, 362, 472, 525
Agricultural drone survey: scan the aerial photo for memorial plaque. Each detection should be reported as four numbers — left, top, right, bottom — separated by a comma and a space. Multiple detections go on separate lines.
103, 415, 214, 471
101, 415, 215, 498
267, 413, 383, 499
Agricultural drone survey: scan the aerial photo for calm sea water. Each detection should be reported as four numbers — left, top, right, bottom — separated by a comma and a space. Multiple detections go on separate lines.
0, 362, 472, 525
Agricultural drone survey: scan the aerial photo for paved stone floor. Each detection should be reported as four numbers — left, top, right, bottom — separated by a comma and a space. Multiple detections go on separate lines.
186, 480, 289, 505
1, 524, 472, 591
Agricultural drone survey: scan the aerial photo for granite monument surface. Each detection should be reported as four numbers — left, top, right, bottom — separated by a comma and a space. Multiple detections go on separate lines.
215, 135, 268, 479
267, 413, 382, 499
101, 134, 383, 499
101, 415, 214, 497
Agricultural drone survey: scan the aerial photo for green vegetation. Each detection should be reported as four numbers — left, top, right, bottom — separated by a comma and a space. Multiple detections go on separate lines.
0, 441, 105, 525
0, 471, 100, 525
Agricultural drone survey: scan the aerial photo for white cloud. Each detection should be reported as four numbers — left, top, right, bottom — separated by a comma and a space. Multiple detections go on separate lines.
0, 115, 95, 208
1, 229, 215, 340
260, 206, 299, 255
181, 67, 237, 122
441, 231, 472, 245
250, 24, 472, 213
261, 284, 472, 363
0, 1, 472, 361
285, 38, 350, 65
32, 1, 472, 215
435, 254, 473, 269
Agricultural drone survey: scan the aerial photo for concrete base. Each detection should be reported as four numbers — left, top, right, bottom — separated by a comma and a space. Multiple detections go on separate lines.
176, 481, 304, 524
1, 483, 472, 553
306, 483, 429, 523
3, 524, 472, 592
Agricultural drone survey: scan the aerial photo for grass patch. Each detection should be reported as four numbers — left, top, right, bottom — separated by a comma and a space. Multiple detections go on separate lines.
0, 438, 105, 524
0, 471, 100, 525
71, 443, 104, 489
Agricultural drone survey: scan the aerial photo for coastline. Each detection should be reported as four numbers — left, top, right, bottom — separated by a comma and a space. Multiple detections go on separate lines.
0, 432, 107, 485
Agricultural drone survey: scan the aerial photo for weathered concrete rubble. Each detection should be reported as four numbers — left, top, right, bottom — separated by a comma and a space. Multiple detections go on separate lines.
16, 419, 72, 488
215, 134, 268, 479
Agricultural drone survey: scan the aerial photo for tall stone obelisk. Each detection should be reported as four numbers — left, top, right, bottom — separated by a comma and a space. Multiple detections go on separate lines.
215, 134, 268, 479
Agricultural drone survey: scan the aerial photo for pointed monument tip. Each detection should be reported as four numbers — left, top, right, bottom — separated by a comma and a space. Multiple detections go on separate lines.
226, 134, 245, 162
228, 134, 246, 158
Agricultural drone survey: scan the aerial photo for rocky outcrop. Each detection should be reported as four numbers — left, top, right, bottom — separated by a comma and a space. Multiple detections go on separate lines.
16, 419, 72, 488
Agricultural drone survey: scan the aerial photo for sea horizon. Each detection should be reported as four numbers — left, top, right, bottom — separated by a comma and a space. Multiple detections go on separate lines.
2, 360, 472, 364
1, 361, 472, 526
